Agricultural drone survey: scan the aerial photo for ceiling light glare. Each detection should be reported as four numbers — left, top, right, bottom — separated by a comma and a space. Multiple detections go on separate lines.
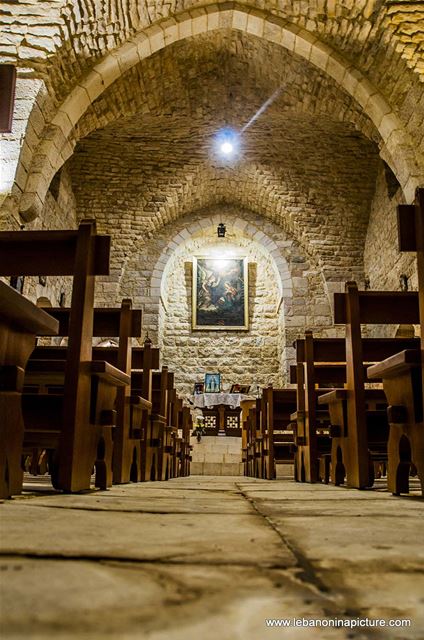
214, 127, 240, 161
220, 141, 233, 155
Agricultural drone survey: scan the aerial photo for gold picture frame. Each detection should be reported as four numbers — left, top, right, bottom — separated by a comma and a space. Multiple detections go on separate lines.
192, 256, 248, 330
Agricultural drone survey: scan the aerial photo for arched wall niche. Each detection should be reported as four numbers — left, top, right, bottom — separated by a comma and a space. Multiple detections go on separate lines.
4, 5, 422, 223
115, 206, 337, 396
158, 234, 283, 396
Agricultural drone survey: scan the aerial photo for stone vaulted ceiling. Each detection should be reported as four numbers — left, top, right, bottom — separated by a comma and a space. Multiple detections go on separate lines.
69, 30, 380, 268
0, 1, 423, 237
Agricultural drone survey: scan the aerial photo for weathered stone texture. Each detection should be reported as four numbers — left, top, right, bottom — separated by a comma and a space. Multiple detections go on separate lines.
1, 2, 423, 226
68, 47, 380, 280
88, 204, 335, 395
0, 166, 76, 307
0, 1, 422, 386
364, 163, 417, 293
1, 0, 422, 92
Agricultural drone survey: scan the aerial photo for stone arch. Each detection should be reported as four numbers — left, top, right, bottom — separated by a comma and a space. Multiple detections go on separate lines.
155, 216, 289, 393
15, 4, 422, 221
115, 205, 336, 390
0, 77, 46, 213
151, 215, 293, 307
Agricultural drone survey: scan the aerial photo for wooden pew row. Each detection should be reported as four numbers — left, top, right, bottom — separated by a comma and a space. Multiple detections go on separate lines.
180, 406, 193, 477
0, 220, 114, 495
27, 326, 188, 485
261, 387, 297, 480
244, 400, 263, 478
292, 336, 344, 483
0, 281, 59, 499
319, 285, 420, 489
23, 302, 147, 486
242, 389, 296, 480
0, 221, 190, 494
367, 188, 423, 495
242, 403, 254, 476
292, 332, 420, 487
132, 364, 185, 481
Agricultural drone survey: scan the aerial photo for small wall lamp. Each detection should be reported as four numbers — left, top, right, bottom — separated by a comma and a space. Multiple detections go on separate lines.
217, 223, 226, 238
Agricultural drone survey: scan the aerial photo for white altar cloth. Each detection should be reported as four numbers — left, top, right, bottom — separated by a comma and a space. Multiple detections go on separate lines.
191, 393, 254, 409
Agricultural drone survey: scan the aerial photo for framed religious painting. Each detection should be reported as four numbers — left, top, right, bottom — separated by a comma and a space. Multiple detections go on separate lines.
204, 373, 221, 393
192, 256, 248, 330
230, 384, 250, 394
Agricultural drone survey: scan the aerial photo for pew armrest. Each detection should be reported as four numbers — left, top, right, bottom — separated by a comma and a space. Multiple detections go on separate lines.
290, 410, 301, 421
367, 349, 421, 380
89, 361, 130, 386
0, 281, 59, 335
26, 359, 131, 388
129, 395, 152, 410
318, 389, 346, 405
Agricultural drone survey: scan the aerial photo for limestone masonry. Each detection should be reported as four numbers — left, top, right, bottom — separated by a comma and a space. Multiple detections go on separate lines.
0, 0, 422, 394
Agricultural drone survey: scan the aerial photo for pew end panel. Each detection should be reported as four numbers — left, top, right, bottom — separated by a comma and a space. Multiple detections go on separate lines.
0, 282, 59, 499
368, 349, 423, 495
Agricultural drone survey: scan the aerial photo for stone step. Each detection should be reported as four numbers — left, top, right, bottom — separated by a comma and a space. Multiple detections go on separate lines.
190, 462, 244, 476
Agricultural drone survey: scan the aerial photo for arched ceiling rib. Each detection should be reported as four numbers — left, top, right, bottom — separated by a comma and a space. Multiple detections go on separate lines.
1, 0, 423, 94
69, 119, 380, 277
74, 30, 380, 147
4, 5, 421, 222
68, 28, 380, 276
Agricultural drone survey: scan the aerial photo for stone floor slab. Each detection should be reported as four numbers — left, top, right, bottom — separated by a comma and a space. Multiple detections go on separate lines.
16, 490, 253, 515
0, 506, 294, 568
0, 557, 362, 640
1, 475, 423, 639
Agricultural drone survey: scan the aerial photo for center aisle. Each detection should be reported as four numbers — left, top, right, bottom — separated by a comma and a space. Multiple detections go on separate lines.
1, 476, 422, 639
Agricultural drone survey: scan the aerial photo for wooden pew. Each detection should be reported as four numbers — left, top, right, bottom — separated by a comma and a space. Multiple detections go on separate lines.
22, 310, 134, 491
25, 301, 145, 485
0, 281, 59, 498
174, 398, 192, 478
159, 377, 177, 481
0, 220, 118, 493
292, 333, 344, 483
241, 398, 256, 475
180, 406, 193, 477
293, 331, 419, 486
319, 283, 420, 488
171, 397, 184, 478
95, 327, 154, 484
130, 341, 162, 481
261, 386, 297, 480
243, 400, 262, 477
368, 188, 424, 495
242, 407, 252, 476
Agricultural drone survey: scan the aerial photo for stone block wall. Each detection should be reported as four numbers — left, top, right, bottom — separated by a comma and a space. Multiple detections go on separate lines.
365, 164, 417, 293
0, 166, 76, 310
160, 236, 282, 396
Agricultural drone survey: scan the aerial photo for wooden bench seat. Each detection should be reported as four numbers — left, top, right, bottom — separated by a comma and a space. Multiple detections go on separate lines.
23, 359, 129, 487
0, 220, 111, 494
180, 406, 193, 477
365, 186, 424, 495
23, 301, 148, 485
261, 387, 297, 479
368, 350, 422, 494
292, 333, 341, 483
318, 388, 389, 486
328, 281, 421, 489
0, 282, 59, 499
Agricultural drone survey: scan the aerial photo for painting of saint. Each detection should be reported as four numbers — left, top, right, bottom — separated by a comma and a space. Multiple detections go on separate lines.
192, 257, 248, 330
